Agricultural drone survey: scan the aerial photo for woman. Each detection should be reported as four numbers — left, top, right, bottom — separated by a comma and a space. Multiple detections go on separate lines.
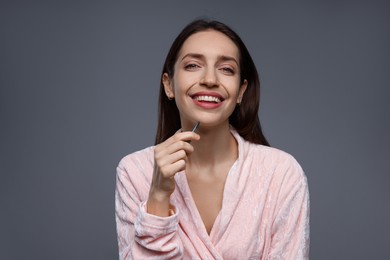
116, 19, 309, 259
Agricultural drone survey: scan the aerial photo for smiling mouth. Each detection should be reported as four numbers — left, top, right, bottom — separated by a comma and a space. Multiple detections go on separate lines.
192, 95, 223, 103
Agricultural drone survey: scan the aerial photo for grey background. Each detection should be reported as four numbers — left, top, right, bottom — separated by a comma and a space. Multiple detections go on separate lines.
1, 1, 389, 259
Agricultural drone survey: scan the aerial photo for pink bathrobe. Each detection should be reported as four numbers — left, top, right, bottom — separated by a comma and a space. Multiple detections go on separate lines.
115, 130, 310, 259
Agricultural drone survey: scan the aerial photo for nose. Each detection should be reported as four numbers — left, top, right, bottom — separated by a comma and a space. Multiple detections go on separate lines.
200, 68, 219, 88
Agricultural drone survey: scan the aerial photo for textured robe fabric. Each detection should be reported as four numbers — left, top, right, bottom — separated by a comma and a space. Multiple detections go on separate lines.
115, 130, 310, 259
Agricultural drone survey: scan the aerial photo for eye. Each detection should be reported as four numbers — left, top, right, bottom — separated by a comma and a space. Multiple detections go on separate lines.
184, 63, 200, 71
220, 67, 235, 75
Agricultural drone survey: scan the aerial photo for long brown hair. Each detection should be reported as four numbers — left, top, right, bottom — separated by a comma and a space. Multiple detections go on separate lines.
155, 19, 270, 146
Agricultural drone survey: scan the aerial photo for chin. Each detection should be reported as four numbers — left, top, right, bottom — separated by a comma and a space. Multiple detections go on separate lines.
180, 110, 232, 129
194, 118, 230, 129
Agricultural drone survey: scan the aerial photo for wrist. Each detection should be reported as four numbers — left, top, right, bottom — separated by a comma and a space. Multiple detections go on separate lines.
147, 190, 172, 217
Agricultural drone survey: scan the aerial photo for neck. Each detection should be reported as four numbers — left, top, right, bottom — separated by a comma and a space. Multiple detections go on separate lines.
188, 123, 238, 169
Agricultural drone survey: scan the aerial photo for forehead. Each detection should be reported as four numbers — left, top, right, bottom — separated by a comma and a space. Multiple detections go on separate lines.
178, 30, 240, 60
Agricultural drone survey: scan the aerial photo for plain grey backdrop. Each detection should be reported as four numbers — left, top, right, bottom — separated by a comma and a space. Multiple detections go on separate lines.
1, 1, 389, 259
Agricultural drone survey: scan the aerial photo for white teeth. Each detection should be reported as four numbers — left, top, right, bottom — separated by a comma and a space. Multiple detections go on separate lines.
194, 95, 221, 103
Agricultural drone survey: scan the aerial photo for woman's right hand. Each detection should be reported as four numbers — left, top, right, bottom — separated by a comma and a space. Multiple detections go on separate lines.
147, 131, 200, 216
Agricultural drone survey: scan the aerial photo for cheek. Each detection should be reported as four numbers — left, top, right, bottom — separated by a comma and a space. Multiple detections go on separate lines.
172, 74, 194, 95
172, 73, 182, 90
172, 83, 186, 98
228, 85, 242, 99
171, 81, 188, 107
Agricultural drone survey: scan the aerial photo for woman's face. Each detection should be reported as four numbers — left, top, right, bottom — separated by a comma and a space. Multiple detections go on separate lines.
163, 29, 247, 129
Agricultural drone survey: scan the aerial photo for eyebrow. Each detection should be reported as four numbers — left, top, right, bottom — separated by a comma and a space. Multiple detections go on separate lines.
180, 53, 239, 66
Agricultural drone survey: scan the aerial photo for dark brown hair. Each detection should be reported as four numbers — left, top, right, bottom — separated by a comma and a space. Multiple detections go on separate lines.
155, 19, 270, 146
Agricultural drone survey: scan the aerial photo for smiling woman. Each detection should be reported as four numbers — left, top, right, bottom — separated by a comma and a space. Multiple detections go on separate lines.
162, 30, 247, 130
115, 19, 309, 259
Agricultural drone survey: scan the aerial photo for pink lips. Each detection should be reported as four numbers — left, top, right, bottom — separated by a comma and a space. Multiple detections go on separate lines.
191, 92, 225, 109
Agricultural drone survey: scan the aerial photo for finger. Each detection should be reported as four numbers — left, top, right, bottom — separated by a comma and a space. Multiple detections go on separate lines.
159, 159, 186, 177
157, 149, 188, 171
155, 142, 191, 166
165, 131, 200, 146
155, 137, 197, 159
167, 140, 195, 155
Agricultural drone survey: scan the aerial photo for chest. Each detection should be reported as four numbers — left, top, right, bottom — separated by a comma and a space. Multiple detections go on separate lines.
186, 170, 228, 234
179, 169, 270, 259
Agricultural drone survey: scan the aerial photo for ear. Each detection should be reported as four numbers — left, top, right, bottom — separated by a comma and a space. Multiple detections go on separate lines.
162, 73, 174, 99
237, 79, 248, 104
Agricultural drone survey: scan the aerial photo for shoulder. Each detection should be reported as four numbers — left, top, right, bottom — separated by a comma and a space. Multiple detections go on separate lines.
117, 146, 155, 176
116, 146, 155, 202
250, 143, 301, 168
244, 141, 306, 184
232, 128, 302, 176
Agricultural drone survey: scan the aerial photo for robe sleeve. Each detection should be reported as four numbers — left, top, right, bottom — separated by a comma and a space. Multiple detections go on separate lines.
268, 156, 310, 259
115, 157, 183, 259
